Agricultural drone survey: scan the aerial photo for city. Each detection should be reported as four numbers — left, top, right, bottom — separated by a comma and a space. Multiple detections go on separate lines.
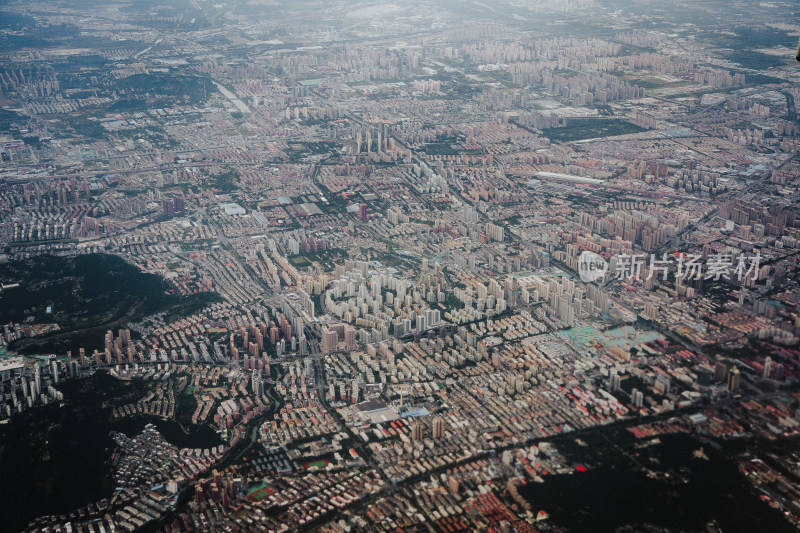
1, 0, 800, 531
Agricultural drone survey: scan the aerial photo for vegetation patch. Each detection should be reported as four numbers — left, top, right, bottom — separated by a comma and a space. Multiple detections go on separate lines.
541, 118, 646, 142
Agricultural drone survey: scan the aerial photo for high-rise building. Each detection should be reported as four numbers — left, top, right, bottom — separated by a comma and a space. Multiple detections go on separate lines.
432, 416, 444, 439
492, 352, 502, 370
632, 388, 644, 408
654, 374, 671, 395
251, 370, 263, 396
447, 476, 459, 494
762, 356, 772, 379
610, 373, 621, 391
727, 367, 741, 392
162, 198, 176, 215
714, 355, 728, 383
412, 422, 424, 441
49, 359, 59, 385
345, 325, 357, 350
321, 327, 339, 353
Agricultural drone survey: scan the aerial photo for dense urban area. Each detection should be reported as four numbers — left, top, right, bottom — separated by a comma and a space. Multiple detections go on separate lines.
1, 0, 800, 531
